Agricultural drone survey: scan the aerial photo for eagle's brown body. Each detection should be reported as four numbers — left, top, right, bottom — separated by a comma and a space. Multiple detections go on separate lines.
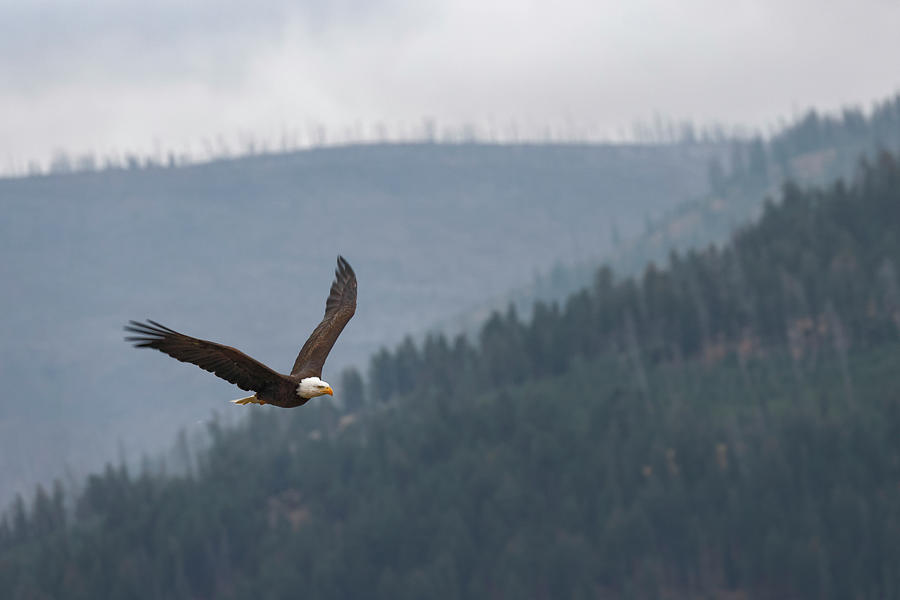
125, 256, 357, 408
246, 376, 316, 409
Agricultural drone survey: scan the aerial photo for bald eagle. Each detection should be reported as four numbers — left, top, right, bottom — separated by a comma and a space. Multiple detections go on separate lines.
125, 256, 357, 408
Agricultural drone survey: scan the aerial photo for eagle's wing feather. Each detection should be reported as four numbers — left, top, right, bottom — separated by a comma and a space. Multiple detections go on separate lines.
125, 320, 285, 392
291, 256, 357, 377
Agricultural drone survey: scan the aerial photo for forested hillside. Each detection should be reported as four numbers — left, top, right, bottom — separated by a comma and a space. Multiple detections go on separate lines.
3, 154, 900, 599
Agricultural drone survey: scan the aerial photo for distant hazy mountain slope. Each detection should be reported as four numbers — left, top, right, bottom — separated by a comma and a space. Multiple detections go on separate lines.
617, 95, 900, 274
443, 95, 900, 333
0, 141, 719, 501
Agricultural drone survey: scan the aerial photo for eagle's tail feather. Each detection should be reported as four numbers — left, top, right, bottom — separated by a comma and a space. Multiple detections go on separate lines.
231, 395, 263, 405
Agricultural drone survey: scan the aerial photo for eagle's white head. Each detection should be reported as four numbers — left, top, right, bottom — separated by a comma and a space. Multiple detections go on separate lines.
297, 376, 334, 399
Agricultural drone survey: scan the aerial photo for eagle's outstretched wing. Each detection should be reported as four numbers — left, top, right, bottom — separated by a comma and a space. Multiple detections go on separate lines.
124, 320, 285, 392
291, 256, 357, 377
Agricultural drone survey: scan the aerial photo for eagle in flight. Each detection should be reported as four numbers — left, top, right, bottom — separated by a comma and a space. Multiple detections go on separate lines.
125, 256, 357, 408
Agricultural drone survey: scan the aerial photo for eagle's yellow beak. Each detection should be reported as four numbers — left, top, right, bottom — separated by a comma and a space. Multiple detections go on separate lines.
323, 386, 334, 396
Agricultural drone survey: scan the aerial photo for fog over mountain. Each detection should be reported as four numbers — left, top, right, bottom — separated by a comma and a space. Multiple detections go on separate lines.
4, 0, 900, 595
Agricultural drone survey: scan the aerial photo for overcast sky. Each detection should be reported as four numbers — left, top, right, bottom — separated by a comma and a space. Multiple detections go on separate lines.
1, 0, 899, 170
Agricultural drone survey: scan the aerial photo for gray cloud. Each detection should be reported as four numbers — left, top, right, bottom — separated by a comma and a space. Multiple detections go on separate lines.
0, 0, 412, 89
1, 0, 899, 167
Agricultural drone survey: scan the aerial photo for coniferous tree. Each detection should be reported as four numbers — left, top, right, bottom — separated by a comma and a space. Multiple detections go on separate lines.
340, 367, 366, 412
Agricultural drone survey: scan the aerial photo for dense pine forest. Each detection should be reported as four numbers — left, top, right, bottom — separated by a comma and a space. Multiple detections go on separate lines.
3, 153, 900, 598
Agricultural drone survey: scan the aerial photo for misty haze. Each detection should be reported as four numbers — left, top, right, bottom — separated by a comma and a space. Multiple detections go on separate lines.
2, 1, 900, 598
